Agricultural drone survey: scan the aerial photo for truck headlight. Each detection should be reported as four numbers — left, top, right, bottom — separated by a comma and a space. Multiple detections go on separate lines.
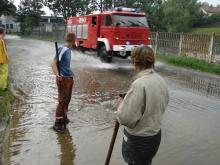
114, 36, 119, 40
119, 46, 126, 50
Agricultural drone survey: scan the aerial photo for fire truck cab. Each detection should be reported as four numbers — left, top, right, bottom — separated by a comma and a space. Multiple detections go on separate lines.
67, 7, 150, 62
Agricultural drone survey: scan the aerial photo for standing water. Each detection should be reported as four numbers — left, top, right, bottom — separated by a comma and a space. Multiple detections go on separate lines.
2, 36, 220, 165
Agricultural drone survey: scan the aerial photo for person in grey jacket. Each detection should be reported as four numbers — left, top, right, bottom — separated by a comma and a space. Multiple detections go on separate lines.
116, 45, 169, 165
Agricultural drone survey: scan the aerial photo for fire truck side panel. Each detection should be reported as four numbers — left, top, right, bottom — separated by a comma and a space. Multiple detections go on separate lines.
67, 16, 90, 47
82, 24, 88, 39
69, 15, 100, 49
76, 25, 82, 39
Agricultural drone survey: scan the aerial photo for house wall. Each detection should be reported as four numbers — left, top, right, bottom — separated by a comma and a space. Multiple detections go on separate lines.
0, 15, 20, 33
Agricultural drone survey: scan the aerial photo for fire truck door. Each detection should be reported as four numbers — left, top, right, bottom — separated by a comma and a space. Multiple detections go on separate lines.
89, 16, 98, 49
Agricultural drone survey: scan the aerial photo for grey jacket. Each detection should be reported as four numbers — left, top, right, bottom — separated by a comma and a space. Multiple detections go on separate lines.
116, 69, 169, 136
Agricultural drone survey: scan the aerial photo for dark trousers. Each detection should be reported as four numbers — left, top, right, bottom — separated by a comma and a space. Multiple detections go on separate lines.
129, 163, 151, 165
123, 129, 161, 165
128, 162, 151, 165
56, 77, 74, 122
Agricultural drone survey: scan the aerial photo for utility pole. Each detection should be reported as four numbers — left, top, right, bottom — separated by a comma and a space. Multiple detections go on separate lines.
67, 0, 70, 18
100, 0, 103, 12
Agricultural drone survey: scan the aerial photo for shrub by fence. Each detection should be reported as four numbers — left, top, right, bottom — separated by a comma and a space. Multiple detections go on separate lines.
151, 32, 220, 64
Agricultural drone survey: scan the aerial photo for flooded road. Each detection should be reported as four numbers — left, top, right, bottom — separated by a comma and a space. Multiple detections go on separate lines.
2, 35, 220, 165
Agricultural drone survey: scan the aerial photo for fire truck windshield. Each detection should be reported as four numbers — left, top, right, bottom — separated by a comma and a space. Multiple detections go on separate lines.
112, 14, 148, 27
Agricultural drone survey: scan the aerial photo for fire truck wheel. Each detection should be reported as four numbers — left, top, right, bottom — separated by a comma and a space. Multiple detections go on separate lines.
99, 45, 112, 63
79, 46, 85, 53
106, 56, 112, 63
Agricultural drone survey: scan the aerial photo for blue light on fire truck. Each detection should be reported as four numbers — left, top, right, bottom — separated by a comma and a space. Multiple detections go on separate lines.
114, 7, 137, 12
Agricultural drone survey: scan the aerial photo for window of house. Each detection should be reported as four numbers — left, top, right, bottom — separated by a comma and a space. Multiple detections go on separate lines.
10, 24, 13, 29
6, 24, 9, 29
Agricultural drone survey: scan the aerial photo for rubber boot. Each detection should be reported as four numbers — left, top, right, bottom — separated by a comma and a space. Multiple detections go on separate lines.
64, 114, 70, 124
53, 120, 65, 133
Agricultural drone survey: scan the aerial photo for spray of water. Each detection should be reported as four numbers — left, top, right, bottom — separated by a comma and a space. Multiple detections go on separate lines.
73, 51, 133, 70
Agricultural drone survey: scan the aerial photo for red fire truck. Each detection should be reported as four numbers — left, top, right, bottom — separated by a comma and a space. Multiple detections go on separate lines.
67, 7, 150, 62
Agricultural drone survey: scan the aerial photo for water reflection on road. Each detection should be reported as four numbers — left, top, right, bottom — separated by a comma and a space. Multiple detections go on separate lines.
2, 35, 220, 165
57, 128, 76, 165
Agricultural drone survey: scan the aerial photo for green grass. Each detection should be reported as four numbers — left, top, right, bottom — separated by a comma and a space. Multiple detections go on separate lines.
0, 88, 15, 120
156, 54, 220, 75
191, 27, 220, 35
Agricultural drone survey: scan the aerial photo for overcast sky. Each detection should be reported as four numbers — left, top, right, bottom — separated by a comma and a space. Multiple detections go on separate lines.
13, 0, 220, 16
199, 0, 220, 6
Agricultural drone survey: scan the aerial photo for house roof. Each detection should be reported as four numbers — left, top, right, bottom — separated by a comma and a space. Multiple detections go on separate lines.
202, 3, 220, 14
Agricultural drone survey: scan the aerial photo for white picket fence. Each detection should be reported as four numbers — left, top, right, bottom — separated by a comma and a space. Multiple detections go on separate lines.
151, 32, 220, 63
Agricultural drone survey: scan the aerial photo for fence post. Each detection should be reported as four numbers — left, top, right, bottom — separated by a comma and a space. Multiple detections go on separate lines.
39, 26, 41, 38
209, 32, 215, 63
179, 32, 183, 55
154, 31, 159, 55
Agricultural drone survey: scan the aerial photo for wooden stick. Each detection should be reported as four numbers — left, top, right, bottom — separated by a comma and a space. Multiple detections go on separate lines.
55, 42, 60, 75
105, 120, 120, 165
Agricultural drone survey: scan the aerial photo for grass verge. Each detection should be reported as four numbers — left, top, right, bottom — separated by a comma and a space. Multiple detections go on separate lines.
191, 27, 220, 35
156, 54, 220, 75
0, 88, 15, 165
0, 88, 15, 121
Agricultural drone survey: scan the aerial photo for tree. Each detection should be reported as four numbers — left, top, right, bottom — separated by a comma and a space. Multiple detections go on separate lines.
0, 0, 16, 16
130, 0, 166, 31
17, 0, 44, 34
194, 13, 220, 27
45, 0, 94, 19
163, 0, 201, 32
44, 0, 166, 31
101, 0, 166, 31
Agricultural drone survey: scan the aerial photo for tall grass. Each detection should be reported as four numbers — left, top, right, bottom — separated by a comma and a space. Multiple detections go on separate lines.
191, 27, 220, 35
0, 89, 15, 120
156, 54, 220, 75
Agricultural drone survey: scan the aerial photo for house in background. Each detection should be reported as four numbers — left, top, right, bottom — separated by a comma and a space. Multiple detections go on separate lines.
201, 2, 220, 16
31, 15, 66, 41
0, 15, 20, 33
39, 16, 65, 33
